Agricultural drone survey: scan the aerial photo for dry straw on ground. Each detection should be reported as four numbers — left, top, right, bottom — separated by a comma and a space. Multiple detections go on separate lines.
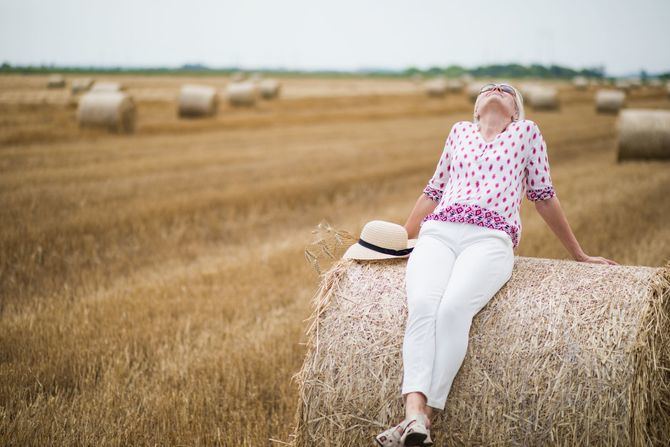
617, 109, 670, 161
177, 84, 218, 117
77, 91, 136, 133
595, 89, 626, 114
289, 255, 670, 446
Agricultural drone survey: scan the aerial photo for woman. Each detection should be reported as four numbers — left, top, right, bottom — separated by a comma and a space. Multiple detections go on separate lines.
375, 83, 618, 447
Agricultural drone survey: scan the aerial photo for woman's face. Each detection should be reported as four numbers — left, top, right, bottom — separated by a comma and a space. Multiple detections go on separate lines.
475, 85, 517, 120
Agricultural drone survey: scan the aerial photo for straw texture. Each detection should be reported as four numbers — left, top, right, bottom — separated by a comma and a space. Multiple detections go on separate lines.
178, 84, 218, 117
617, 109, 670, 161
77, 91, 136, 133
290, 256, 670, 446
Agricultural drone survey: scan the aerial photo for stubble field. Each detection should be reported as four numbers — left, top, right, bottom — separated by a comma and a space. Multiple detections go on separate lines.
1, 74, 669, 446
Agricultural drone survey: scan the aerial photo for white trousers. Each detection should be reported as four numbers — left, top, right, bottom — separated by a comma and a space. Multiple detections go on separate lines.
401, 219, 515, 410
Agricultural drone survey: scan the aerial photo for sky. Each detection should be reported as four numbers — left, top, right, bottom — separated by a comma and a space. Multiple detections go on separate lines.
1, 0, 669, 76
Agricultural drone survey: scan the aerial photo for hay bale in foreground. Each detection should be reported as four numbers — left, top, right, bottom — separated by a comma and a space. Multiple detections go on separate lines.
77, 91, 136, 133
47, 74, 65, 88
595, 89, 626, 114
259, 79, 281, 99
290, 256, 670, 446
226, 82, 258, 106
177, 84, 218, 117
71, 78, 94, 94
617, 109, 670, 161
527, 87, 559, 110
91, 82, 125, 92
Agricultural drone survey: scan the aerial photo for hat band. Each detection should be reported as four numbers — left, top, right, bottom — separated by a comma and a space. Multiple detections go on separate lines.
358, 238, 414, 256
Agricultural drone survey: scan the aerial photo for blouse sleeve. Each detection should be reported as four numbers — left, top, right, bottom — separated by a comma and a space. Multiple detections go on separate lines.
524, 122, 557, 201
422, 125, 455, 203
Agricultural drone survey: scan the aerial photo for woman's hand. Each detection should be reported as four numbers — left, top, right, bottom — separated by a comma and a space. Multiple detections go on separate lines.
574, 253, 619, 265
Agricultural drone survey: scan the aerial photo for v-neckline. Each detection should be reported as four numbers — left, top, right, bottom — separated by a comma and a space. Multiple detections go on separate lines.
474, 122, 511, 145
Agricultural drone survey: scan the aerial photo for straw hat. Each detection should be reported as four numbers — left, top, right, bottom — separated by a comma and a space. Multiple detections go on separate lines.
343, 220, 418, 260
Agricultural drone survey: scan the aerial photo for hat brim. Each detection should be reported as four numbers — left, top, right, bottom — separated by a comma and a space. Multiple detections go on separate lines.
342, 238, 418, 260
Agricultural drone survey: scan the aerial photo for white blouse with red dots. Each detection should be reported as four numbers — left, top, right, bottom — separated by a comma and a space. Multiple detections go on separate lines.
421, 119, 556, 249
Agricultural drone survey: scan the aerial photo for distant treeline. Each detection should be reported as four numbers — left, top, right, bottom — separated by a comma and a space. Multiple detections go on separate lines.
1, 61, 667, 80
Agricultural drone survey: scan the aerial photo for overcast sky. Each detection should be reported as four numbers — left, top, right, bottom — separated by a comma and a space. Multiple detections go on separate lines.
1, 0, 668, 76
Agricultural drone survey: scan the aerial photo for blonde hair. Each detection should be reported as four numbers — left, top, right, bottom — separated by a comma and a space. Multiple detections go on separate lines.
473, 83, 525, 124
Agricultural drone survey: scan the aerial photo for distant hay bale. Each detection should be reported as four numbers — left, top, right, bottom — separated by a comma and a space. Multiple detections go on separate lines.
617, 109, 670, 161
91, 82, 125, 93
177, 84, 218, 117
71, 78, 94, 94
77, 91, 136, 133
290, 256, 670, 446
467, 82, 484, 103
527, 87, 559, 110
615, 79, 631, 92
259, 79, 281, 100
226, 82, 258, 106
249, 72, 263, 83
459, 73, 474, 84
573, 76, 588, 90
424, 78, 448, 97
595, 89, 626, 114
230, 72, 246, 82
410, 73, 423, 84
445, 79, 464, 93
47, 74, 65, 89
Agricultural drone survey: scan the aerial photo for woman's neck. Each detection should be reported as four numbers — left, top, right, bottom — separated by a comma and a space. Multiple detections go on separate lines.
477, 113, 512, 142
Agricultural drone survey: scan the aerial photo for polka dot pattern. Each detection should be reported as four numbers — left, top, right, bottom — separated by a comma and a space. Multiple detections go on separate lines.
421, 119, 556, 248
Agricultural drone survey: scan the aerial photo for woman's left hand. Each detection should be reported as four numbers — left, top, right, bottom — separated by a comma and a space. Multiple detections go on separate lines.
575, 253, 619, 265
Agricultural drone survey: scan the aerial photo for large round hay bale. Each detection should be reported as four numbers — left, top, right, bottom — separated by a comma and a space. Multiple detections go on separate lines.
259, 79, 281, 100
617, 109, 670, 160
71, 78, 94, 94
424, 78, 448, 97
177, 84, 218, 117
226, 82, 258, 106
527, 87, 559, 110
91, 82, 125, 93
47, 74, 65, 89
573, 75, 588, 90
290, 256, 670, 446
595, 89, 626, 114
77, 91, 136, 133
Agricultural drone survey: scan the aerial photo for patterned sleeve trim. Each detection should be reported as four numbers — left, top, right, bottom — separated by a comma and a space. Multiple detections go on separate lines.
527, 185, 556, 201
423, 184, 443, 203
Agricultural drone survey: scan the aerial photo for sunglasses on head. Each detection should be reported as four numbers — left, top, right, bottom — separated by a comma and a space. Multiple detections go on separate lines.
479, 83, 516, 97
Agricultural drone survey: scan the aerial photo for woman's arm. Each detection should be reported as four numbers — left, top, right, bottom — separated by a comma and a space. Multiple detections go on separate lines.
525, 122, 618, 265
404, 194, 438, 239
534, 197, 616, 264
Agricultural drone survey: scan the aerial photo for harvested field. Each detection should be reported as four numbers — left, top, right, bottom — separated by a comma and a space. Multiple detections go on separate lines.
1, 74, 669, 446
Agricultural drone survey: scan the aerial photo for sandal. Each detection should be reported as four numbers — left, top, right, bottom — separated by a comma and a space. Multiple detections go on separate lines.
374, 413, 433, 447
374, 422, 403, 446
399, 413, 430, 447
